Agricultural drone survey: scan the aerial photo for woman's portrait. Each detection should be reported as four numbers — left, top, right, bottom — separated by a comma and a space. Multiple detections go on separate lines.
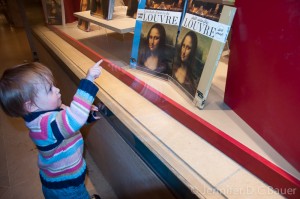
138, 23, 170, 75
47, 0, 62, 24
172, 31, 198, 95
49, 0, 59, 17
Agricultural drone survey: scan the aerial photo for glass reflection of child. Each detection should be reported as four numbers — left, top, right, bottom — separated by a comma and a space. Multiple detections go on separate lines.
173, 31, 198, 95
138, 23, 169, 74
0, 61, 103, 199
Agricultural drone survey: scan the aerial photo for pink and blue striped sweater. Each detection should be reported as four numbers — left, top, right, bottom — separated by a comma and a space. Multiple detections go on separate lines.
23, 79, 98, 189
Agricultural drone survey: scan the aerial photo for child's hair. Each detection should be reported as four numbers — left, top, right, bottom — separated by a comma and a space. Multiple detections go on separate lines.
0, 62, 54, 117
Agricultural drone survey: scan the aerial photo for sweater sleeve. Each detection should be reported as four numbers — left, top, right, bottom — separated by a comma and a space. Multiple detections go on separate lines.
51, 79, 99, 139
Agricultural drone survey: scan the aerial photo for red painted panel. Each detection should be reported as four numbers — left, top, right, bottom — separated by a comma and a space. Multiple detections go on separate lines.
224, 0, 300, 172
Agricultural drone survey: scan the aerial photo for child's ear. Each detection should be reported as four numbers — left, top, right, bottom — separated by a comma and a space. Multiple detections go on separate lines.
24, 101, 37, 112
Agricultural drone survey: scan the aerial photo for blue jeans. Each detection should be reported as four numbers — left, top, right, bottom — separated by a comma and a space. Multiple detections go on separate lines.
42, 183, 90, 199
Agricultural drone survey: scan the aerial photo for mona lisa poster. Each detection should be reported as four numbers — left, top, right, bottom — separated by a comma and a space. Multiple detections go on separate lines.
176, 0, 236, 109
43, 0, 65, 25
130, 0, 186, 77
130, 0, 236, 109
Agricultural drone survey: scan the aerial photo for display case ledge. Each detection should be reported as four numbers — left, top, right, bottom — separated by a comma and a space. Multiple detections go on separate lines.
32, 24, 299, 199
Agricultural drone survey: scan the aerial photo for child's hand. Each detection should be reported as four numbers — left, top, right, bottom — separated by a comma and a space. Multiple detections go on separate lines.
90, 105, 101, 120
87, 105, 101, 123
86, 60, 103, 82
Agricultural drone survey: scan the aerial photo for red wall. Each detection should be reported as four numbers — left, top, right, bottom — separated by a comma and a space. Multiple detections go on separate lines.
224, 0, 300, 171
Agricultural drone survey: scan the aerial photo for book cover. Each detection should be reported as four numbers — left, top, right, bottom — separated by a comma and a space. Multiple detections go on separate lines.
42, 0, 65, 25
130, 0, 186, 77
41, 0, 48, 23
77, 0, 91, 32
126, 0, 139, 18
63, 0, 81, 23
171, 0, 235, 109
90, 0, 115, 20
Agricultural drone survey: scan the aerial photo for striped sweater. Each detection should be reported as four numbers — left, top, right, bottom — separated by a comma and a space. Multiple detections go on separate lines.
23, 79, 99, 189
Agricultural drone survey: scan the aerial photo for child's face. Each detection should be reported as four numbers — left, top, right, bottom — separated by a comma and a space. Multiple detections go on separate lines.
34, 82, 62, 111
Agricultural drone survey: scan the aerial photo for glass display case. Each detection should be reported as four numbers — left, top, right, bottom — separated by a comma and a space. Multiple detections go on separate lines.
27, 0, 300, 198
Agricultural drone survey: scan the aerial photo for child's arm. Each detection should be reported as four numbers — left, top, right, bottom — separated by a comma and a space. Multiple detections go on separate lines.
52, 60, 102, 138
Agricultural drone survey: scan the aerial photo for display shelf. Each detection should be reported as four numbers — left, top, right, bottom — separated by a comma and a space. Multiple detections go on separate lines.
73, 10, 135, 34
33, 24, 299, 198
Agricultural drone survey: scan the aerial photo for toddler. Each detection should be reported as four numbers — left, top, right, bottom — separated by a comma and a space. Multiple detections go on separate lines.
0, 61, 103, 199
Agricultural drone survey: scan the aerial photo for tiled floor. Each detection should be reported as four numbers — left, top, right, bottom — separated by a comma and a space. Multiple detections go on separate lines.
0, 14, 117, 199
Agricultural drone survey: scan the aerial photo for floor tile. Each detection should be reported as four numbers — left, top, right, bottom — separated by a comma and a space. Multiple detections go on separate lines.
85, 150, 118, 199
0, 187, 12, 199
9, 181, 43, 199
216, 168, 285, 199
0, 115, 9, 188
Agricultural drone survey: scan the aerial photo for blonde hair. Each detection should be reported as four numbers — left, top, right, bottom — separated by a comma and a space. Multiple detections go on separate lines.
0, 62, 54, 117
